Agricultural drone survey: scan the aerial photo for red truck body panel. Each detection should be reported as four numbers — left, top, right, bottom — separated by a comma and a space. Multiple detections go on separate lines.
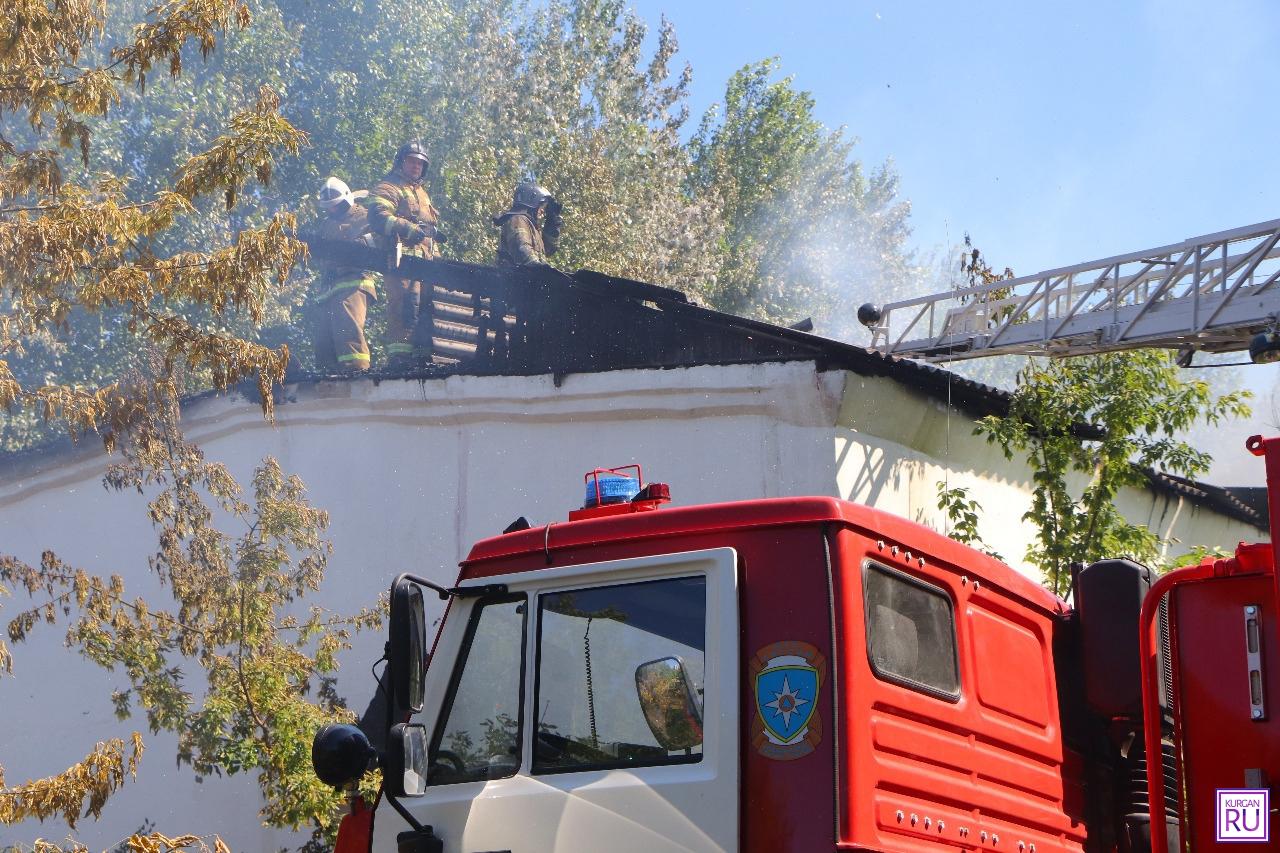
829, 526, 1083, 852
1172, 569, 1280, 848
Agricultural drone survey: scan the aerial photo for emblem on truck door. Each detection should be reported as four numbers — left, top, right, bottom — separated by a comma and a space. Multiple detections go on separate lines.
750, 641, 826, 760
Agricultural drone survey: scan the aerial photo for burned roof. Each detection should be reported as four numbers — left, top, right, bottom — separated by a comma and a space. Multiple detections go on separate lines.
303, 243, 1017, 423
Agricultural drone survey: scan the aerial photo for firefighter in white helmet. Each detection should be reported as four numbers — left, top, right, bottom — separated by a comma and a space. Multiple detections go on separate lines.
311, 176, 379, 373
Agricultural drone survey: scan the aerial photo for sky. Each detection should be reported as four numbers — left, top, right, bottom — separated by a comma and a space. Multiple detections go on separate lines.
625, 0, 1280, 484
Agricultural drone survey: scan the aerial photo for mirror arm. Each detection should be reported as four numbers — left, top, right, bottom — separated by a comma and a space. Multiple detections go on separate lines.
449, 583, 509, 598
398, 573, 509, 600
385, 794, 446, 853
398, 573, 452, 601
385, 790, 428, 833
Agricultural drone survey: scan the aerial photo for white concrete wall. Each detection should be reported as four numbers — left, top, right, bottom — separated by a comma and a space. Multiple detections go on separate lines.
832, 373, 1262, 569
0, 361, 1264, 849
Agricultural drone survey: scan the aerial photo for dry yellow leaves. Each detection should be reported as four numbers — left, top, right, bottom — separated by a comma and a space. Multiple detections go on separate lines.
0, 735, 143, 829
124, 831, 230, 853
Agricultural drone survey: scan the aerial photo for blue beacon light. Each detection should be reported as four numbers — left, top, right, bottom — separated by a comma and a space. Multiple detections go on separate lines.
584, 472, 642, 508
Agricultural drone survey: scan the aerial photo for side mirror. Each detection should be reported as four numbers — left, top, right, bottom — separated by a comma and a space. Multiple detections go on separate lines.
386, 722, 429, 797
390, 575, 427, 713
635, 656, 703, 751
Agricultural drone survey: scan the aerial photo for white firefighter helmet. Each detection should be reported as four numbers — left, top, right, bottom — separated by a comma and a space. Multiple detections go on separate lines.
316, 176, 357, 212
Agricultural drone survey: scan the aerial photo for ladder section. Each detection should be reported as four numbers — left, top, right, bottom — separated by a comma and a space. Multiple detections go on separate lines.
868, 218, 1280, 361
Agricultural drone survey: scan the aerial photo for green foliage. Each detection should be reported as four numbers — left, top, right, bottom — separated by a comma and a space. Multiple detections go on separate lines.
690, 59, 915, 330
956, 233, 1017, 327
935, 481, 1002, 561
976, 351, 1251, 595
420, 0, 725, 290
1, 0, 305, 452
1159, 543, 1235, 574
1, 0, 374, 843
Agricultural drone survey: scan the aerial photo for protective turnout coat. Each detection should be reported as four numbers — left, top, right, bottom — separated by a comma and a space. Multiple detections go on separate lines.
493, 209, 559, 267
312, 203, 378, 372
363, 172, 441, 363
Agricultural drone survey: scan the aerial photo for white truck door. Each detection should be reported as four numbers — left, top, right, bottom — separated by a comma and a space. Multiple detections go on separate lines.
379, 548, 740, 853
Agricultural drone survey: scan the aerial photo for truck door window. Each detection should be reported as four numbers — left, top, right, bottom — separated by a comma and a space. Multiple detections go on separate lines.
863, 561, 960, 699
533, 576, 706, 773
427, 595, 526, 785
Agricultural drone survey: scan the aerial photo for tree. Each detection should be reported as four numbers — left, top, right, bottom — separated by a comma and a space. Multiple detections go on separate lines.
1, 0, 377, 847
1, 0, 303, 448
3, 383, 381, 841
689, 59, 915, 332
407, 0, 728, 291
974, 351, 1251, 595
935, 481, 1002, 562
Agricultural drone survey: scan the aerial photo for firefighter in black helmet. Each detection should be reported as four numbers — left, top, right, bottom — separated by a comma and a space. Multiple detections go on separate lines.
493, 181, 561, 267
364, 140, 446, 369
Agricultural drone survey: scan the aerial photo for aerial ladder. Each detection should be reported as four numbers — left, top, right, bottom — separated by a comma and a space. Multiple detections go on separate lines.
860, 217, 1280, 364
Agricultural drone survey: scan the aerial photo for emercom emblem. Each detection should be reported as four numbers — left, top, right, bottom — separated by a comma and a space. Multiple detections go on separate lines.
750, 640, 826, 760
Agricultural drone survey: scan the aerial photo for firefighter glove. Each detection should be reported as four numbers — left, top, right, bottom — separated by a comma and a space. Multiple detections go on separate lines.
404, 223, 429, 246
544, 199, 564, 233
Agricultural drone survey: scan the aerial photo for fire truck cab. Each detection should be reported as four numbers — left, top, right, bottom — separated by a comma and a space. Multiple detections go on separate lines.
315, 447, 1280, 852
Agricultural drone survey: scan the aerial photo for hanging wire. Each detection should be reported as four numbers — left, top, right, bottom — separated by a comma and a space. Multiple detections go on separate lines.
943, 223, 957, 537
370, 654, 388, 697
583, 617, 599, 749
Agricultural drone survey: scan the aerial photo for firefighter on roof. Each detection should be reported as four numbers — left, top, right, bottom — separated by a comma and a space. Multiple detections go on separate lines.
493, 181, 561, 267
311, 176, 379, 374
364, 140, 445, 369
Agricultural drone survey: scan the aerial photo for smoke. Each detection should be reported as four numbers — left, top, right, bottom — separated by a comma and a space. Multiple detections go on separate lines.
729, 146, 918, 344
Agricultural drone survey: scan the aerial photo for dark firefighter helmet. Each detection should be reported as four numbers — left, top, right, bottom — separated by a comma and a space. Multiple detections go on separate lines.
393, 140, 430, 174
513, 181, 553, 210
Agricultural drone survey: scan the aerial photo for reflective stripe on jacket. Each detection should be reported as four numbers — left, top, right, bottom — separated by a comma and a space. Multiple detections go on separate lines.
366, 172, 440, 259
315, 205, 380, 301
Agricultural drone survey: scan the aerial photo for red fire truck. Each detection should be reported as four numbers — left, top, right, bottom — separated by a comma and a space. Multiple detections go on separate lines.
312, 440, 1280, 852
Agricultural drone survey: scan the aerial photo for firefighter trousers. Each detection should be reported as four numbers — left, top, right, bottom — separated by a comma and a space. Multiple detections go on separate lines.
385, 275, 434, 367
315, 288, 372, 374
